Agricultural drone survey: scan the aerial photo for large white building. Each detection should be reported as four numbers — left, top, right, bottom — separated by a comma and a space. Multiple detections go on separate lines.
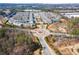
61, 13, 79, 18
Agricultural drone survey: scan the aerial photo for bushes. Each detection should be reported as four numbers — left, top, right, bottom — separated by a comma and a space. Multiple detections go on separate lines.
0, 29, 41, 55
0, 28, 7, 38
71, 28, 79, 35
68, 18, 79, 35
16, 33, 26, 43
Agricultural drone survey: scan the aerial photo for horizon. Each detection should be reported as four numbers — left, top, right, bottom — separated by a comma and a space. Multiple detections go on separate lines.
0, 3, 79, 4
0, 0, 79, 4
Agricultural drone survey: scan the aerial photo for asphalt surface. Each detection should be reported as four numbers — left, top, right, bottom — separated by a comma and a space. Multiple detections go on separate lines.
39, 37, 56, 55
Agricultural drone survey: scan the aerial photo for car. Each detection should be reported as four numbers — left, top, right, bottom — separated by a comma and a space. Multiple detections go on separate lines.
42, 46, 46, 49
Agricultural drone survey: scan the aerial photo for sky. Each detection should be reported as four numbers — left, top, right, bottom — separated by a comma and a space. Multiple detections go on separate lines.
0, 0, 79, 4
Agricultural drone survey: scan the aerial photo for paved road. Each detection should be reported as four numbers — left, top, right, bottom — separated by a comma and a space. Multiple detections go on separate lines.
31, 29, 79, 55
29, 12, 33, 23
31, 29, 56, 55
39, 37, 56, 55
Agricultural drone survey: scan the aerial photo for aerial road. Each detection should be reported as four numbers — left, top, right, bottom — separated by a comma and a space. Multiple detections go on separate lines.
31, 29, 56, 55
38, 37, 56, 55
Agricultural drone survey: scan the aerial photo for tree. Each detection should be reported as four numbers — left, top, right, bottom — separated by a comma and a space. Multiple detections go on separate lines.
0, 29, 6, 38
71, 28, 79, 35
